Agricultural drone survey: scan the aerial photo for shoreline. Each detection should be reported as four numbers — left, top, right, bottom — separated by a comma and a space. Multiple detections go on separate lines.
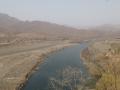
16, 43, 77, 90
80, 46, 97, 90
80, 46, 90, 65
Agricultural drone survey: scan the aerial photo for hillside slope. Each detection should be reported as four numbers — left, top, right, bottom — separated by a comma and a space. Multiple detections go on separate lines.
0, 13, 99, 44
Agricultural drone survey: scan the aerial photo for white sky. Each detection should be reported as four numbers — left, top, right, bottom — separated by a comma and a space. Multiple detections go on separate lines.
0, 0, 120, 28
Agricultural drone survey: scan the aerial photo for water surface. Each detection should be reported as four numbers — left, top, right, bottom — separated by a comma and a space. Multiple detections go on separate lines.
23, 43, 90, 90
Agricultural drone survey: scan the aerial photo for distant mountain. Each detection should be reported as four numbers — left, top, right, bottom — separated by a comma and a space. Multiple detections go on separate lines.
1, 13, 120, 43
89, 24, 120, 39
91, 24, 120, 31
0, 13, 79, 32
0, 13, 100, 42
0, 13, 20, 28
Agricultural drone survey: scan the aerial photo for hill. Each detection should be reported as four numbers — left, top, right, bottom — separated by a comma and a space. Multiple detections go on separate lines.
0, 13, 99, 44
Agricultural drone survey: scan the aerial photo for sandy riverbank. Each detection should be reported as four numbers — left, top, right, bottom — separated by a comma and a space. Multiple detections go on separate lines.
0, 41, 76, 90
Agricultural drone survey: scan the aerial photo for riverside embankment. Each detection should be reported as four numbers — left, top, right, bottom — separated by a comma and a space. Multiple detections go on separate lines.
22, 43, 92, 90
0, 41, 74, 90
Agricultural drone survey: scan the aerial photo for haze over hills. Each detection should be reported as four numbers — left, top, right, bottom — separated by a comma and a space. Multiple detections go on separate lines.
0, 13, 120, 44
0, 13, 99, 43
90, 24, 120, 39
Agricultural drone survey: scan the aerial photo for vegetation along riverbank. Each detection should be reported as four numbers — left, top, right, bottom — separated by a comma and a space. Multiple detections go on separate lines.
81, 39, 120, 90
0, 41, 76, 90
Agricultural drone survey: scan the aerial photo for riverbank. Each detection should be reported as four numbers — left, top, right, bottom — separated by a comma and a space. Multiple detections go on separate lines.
80, 47, 100, 79
0, 41, 76, 90
80, 40, 120, 90
17, 43, 76, 90
20, 42, 92, 90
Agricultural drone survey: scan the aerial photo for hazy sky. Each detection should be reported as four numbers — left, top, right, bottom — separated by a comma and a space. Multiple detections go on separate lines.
0, 0, 120, 27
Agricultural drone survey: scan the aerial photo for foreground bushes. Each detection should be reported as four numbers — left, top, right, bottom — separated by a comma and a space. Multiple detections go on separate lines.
81, 41, 120, 90
96, 73, 120, 90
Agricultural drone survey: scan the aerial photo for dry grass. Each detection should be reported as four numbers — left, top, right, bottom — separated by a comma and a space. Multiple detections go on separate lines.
81, 39, 120, 90
0, 40, 74, 90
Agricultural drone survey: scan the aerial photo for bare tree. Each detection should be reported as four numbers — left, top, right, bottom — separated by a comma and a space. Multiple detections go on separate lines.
48, 66, 85, 90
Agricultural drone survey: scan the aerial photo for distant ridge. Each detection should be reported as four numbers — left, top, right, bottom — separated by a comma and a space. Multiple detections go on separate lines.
0, 13, 119, 42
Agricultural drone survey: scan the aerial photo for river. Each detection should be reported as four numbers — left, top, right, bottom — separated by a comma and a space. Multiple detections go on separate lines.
22, 43, 91, 90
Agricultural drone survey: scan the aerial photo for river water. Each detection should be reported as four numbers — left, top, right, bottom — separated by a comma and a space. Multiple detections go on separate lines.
23, 43, 90, 90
